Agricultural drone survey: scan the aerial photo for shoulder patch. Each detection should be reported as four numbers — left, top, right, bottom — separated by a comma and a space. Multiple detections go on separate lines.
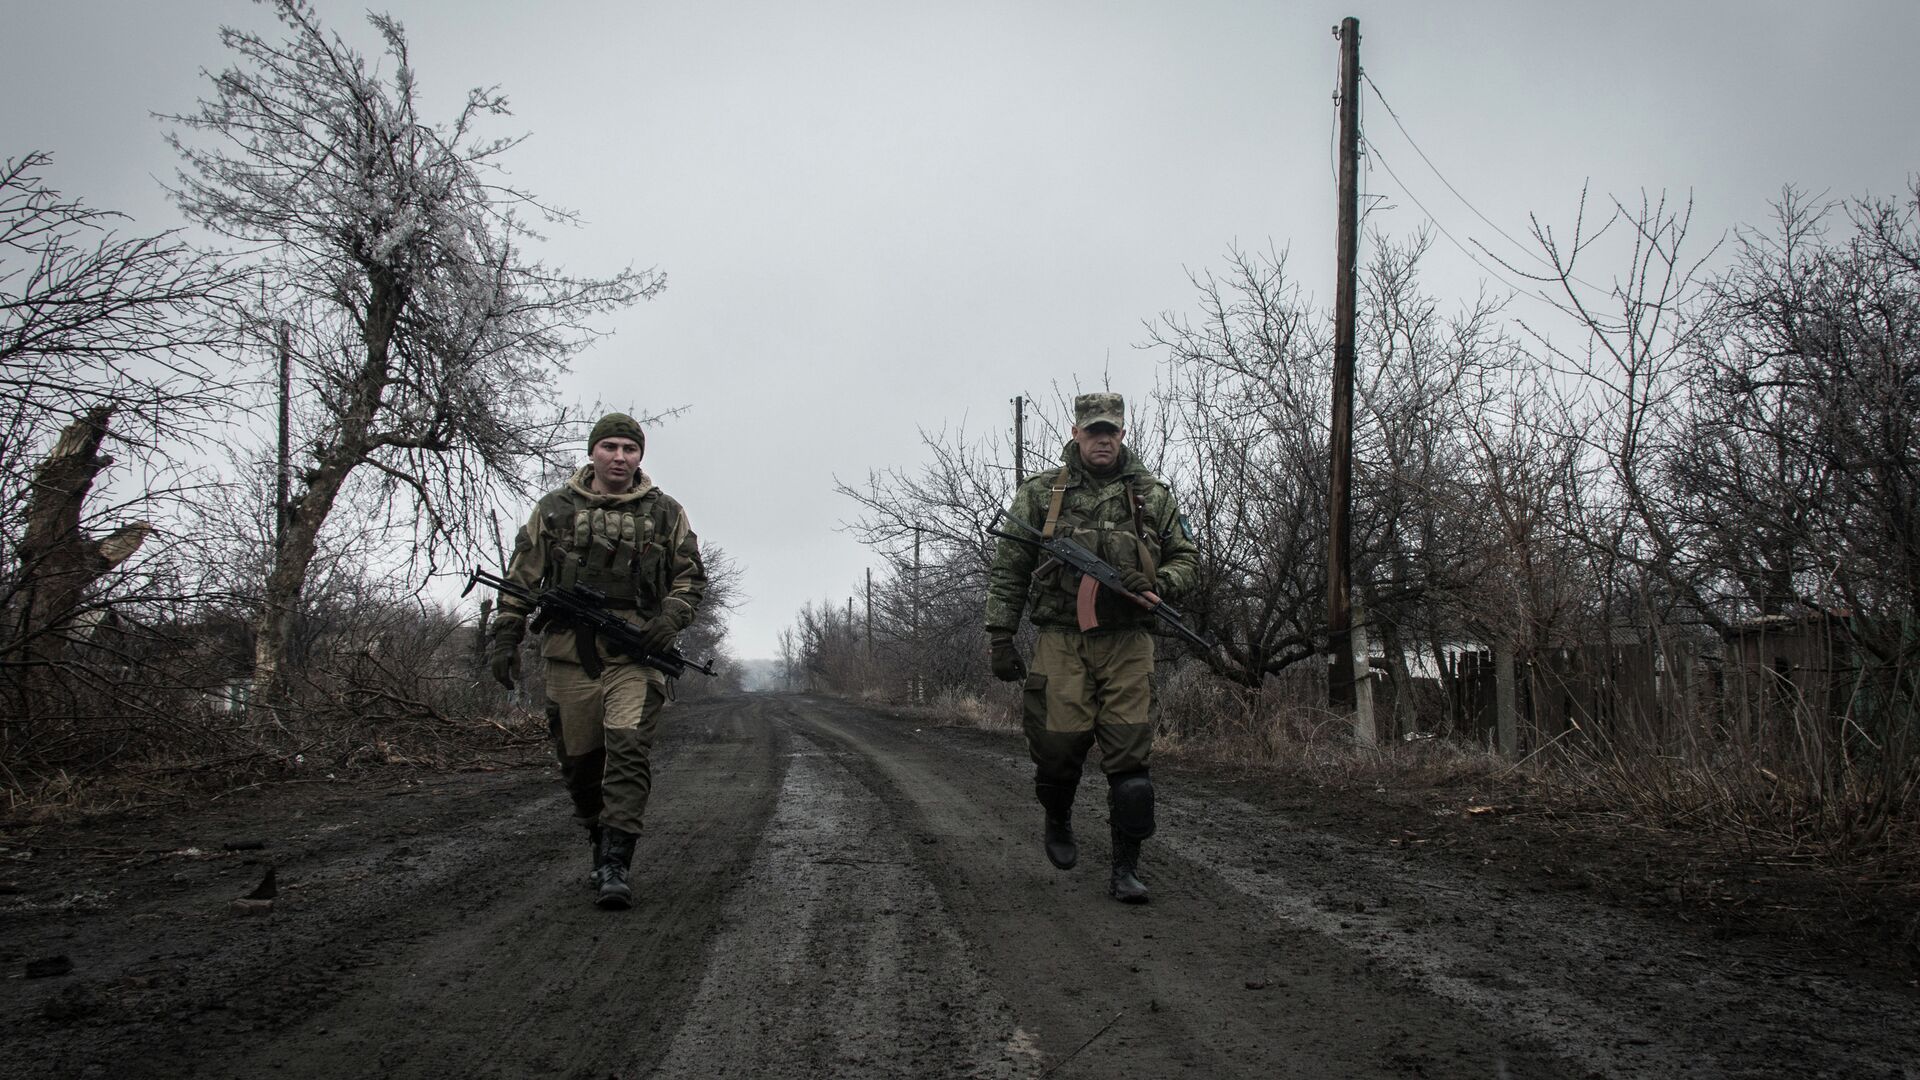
1177, 513, 1194, 541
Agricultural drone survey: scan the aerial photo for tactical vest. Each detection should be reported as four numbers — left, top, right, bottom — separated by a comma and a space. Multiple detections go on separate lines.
539, 496, 677, 614
1028, 465, 1167, 629
1039, 464, 1160, 580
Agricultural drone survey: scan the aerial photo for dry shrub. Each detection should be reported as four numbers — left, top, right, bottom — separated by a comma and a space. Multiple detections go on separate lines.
928, 687, 1008, 731
282, 610, 545, 770
870, 686, 1017, 733
0, 601, 547, 823
1536, 722, 1920, 865
1150, 659, 1514, 790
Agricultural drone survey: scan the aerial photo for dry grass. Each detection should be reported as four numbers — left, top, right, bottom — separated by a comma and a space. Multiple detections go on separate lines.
893, 662, 1920, 871
1, 671, 547, 826
864, 687, 1020, 733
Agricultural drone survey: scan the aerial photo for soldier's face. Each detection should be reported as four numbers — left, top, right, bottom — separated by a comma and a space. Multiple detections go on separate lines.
1072, 423, 1123, 469
590, 437, 642, 492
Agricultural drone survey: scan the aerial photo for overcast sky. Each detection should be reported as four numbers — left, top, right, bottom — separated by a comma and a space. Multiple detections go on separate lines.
6, 1, 1917, 658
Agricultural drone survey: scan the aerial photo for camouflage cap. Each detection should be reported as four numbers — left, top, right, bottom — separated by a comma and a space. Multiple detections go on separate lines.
1073, 392, 1125, 431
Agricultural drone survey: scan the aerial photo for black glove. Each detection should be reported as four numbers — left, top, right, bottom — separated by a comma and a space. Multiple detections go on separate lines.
637, 614, 679, 656
489, 619, 525, 689
989, 632, 1027, 683
1117, 567, 1154, 596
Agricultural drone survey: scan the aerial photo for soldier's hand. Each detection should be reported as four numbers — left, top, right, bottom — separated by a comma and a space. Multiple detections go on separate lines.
489, 618, 525, 689
988, 632, 1027, 683
637, 614, 679, 656
489, 640, 521, 689
1117, 567, 1163, 604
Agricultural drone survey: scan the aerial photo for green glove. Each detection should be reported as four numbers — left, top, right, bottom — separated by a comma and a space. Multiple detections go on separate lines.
1117, 567, 1154, 596
489, 618, 525, 689
637, 614, 679, 656
989, 631, 1027, 683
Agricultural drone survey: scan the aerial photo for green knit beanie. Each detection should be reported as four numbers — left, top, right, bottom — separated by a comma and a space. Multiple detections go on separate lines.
588, 412, 645, 456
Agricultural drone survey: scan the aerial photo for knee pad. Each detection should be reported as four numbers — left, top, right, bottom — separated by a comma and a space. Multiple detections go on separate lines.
1108, 772, 1155, 840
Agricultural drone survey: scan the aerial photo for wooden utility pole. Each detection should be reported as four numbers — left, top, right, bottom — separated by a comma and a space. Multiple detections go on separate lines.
912, 527, 923, 703
865, 567, 873, 657
1013, 395, 1026, 485
1327, 16, 1361, 714
275, 320, 293, 551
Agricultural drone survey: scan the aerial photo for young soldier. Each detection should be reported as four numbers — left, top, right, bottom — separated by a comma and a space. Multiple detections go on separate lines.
489, 412, 707, 910
985, 393, 1198, 903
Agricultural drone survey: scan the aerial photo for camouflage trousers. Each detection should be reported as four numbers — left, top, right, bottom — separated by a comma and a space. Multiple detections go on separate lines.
1022, 628, 1154, 788
544, 660, 669, 837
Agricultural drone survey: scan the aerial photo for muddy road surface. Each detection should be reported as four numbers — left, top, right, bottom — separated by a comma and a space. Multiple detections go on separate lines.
4, 693, 1916, 1079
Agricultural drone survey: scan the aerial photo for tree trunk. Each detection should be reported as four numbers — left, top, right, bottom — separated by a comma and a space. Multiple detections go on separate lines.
1377, 615, 1419, 739
250, 270, 403, 713
252, 461, 351, 713
4, 407, 151, 718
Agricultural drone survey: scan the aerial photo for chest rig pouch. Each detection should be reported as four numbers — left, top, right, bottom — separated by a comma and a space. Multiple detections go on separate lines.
1038, 466, 1162, 589
543, 496, 670, 614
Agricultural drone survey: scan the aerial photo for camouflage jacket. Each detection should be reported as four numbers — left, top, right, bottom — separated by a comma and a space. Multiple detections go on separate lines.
985, 442, 1198, 635
496, 465, 707, 666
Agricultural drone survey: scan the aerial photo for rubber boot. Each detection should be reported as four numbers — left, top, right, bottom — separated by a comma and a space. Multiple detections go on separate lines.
1043, 816, 1078, 870
1035, 782, 1078, 870
597, 827, 637, 910
1108, 829, 1149, 904
583, 823, 604, 891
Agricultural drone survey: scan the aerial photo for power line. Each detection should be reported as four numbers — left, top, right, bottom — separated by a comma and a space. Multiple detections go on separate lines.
1358, 71, 1607, 300
1362, 134, 1541, 302
1362, 72, 1550, 272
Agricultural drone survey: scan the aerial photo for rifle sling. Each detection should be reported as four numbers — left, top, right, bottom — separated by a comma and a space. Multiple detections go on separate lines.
1127, 477, 1157, 582
1040, 465, 1072, 540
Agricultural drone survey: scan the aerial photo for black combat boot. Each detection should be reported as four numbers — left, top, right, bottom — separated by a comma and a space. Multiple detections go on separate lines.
583, 823, 605, 891
597, 827, 637, 910
1109, 829, 1149, 904
1035, 782, 1078, 870
1107, 771, 1155, 904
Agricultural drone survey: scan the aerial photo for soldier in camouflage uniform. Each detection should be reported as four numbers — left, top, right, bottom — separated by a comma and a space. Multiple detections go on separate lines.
985, 393, 1198, 903
490, 412, 707, 910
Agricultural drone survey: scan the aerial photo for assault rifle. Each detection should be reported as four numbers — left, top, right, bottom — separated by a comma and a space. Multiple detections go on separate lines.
988, 515, 1219, 654
464, 567, 718, 681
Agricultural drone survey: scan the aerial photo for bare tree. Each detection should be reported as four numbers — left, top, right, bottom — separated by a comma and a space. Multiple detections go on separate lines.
163, 1, 660, 707
1496, 187, 1723, 635
673, 544, 745, 696
0, 151, 235, 441
1675, 184, 1920, 695
1142, 238, 1512, 696
0, 151, 238, 756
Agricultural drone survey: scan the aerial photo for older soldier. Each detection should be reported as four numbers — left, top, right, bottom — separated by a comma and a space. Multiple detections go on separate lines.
986, 393, 1198, 903
489, 412, 707, 910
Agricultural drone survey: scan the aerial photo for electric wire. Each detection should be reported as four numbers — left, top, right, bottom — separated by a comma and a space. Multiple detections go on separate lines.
1361, 71, 1607, 298
1363, 72, 1551, 272
1362, 134, 1544, 303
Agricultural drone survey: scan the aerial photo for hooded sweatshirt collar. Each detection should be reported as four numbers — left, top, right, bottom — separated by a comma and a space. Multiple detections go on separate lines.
569, 464, 655, 505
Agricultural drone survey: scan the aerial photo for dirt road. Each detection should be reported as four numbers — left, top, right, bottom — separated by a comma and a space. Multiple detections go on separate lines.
3, 693, 1916, 1079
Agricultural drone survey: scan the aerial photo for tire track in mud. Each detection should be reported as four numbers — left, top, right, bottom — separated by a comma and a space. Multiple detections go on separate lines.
219, 697, 790, 1080
1159, 794, 1920, 1080
639, 697, 1034, 1079
10, 693, 1915, 1080
785, 695, 1572, 1079
0, 698, 786, 1080
822, 698, 1920, 1080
